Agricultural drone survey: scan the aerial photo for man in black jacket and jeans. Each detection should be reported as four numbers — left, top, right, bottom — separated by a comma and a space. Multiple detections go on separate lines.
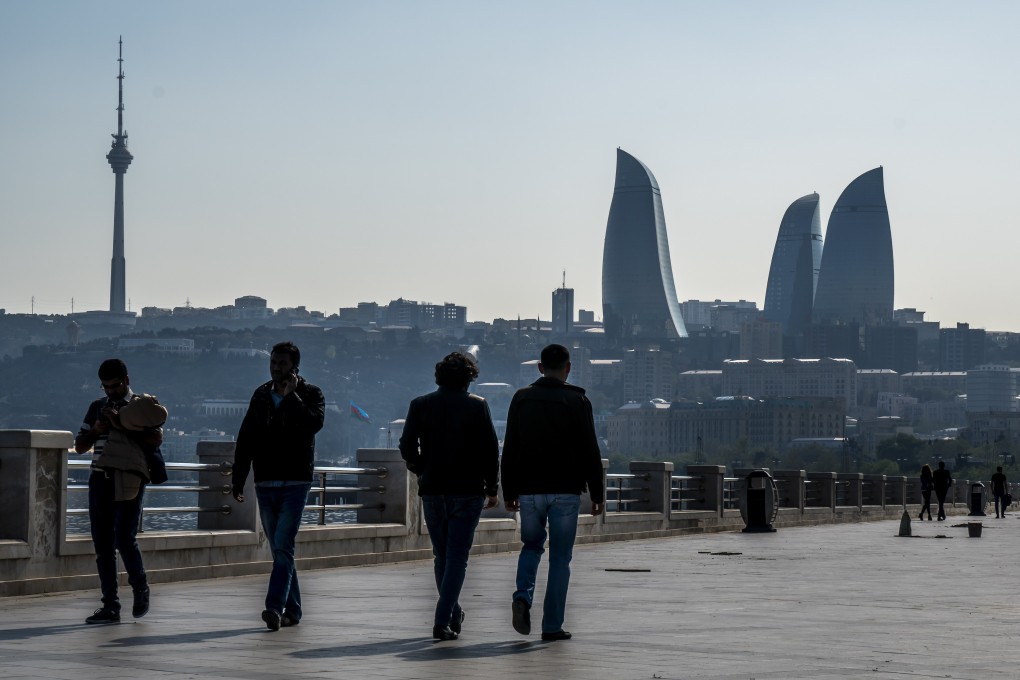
232, 341, 325, 631
400, 352, 499, 640
502, 344, 605, 641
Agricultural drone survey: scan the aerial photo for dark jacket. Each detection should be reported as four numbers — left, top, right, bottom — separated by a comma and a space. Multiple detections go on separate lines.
232, 378, 325, 490
500, 376, 605, 503
399, 386, 499, 497
933, 467, 953, 492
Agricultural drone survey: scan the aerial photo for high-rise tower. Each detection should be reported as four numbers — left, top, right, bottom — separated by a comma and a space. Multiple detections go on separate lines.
763, 193, 823, 336
813, 167, 894, 325
107, 37, 133, 313
602, 148, 687, 345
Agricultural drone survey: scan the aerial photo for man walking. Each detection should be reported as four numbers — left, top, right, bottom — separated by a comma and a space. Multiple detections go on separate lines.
399, 352, 499, 641
933, 460, 953, 521
233, 342, 325, 630
991, 466, 1009, 518
74, 359, 163, 624
501, 344, 605, 641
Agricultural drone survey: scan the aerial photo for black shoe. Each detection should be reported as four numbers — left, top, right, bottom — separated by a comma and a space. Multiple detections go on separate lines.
281, 612, 300, 627
541, 630, 572, 641
132, 586, 150, 618
262, 609, 282, 631
432, 625, 458, 641
85, 607, 120, 625
512, 598, 531, 635
450, 610, 465, 635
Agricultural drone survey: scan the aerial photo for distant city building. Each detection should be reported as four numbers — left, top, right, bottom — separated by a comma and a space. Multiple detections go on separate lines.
676, 369, 723, 401
763, 193, 823, 337
551, 285, 574, 336
577, 309, 596, 325
939, 322, 986, 371
856, 369, 902, 405
680, 299, 757, 331
876, 392, 919, 418
623, 348, 675, 403
813, 167, 895, 325
862, 324, 917, 374
602, 148, 687, 344
965, 364, 1018, 413
721, 358, 857, 407
739, 318, 783, 359
710, 304, 760, 334
901, 371, 968, 399
117, 337, 196, 354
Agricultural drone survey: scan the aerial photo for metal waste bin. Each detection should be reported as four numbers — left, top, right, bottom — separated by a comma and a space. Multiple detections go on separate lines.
740, 470, 778, 533
969, 482, 986, 517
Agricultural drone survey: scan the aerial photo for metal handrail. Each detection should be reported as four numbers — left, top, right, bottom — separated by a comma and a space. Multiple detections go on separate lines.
68, 505, 231, 516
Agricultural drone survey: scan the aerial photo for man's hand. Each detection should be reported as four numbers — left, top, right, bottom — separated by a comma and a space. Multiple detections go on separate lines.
92, 419, 110, 436
484, 495, 499, 509
232, 486, 245, 503
100, 407, 122, 429
591, 501, 605, 516
505, 498, 520, 512
275, 372, 298, 397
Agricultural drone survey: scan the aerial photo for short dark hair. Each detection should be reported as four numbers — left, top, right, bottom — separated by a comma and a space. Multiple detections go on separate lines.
938, 460, 946, 469
434, 352, 479, 389
98, 358, 128, 380
540, 344, 570, 371
271, 341, 301, 368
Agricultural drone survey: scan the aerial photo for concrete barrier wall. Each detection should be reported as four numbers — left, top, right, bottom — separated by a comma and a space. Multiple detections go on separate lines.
0, 430, 995, 597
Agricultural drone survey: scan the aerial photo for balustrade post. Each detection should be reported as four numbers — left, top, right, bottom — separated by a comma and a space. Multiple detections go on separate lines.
772, 470, 805, 512
0, 431, 71, 559
356, 449, 410, 525
862, 474, 886, 507
837, 472, 863, 509
197, 441, 256, 531
806, 472, 836, 511
629, 461, 674, 516
686, 465, 726, 516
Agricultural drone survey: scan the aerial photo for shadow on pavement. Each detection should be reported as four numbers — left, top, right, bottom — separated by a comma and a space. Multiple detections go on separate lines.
292, 635, 545, 661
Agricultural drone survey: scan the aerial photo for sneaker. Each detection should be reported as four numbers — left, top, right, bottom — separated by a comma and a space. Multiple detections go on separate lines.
450, 610, 465, 635
432, 624, 458, 641
281, 612, 300, 627
85, 607, 120, 625
512, 598, 531, 635
262, 609, 282, 631
132, 587, 150, 618
541, 630, 572, 641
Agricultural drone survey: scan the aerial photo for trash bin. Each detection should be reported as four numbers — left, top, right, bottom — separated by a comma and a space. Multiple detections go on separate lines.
968, 522, 983, 537
969, 482, 986, 517
740, 470, 778, 533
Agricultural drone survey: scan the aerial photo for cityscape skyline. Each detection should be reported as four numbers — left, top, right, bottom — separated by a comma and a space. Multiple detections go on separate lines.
2, 2, 1019, 331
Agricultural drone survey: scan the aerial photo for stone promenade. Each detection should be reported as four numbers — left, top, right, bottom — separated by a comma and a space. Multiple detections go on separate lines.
2, 515, 1016, 680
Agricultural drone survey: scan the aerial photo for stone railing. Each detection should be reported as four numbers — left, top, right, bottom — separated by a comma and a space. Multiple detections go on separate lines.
0, 430, 1009, 597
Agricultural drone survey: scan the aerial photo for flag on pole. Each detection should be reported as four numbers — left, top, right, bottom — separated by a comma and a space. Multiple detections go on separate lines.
349, 400, 371, 424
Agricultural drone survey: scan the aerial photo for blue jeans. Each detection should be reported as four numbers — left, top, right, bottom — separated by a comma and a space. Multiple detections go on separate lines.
422, 494, 484, 628
514, 493, 581, 634
255, 483, 311, 620
89, 471, 148, 611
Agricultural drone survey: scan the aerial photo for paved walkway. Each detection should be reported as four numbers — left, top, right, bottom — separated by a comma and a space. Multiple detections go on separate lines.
2, 515, 1018, 680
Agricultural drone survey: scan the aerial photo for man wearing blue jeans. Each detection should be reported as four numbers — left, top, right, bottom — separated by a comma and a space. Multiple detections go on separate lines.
400, 352, 499, 641
502, 344, 605, 641
232, 342, 325, 631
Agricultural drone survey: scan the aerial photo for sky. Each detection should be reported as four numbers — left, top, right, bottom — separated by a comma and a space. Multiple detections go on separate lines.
1, 1, 1018, 331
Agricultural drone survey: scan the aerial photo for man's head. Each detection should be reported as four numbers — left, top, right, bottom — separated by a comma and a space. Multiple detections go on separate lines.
997, 466, 1003, 473
938, 460, 946, 470
98, 358, 130, 400
270, 341, 301, 383
434, 352, 479, 390
538, 344, 571, 381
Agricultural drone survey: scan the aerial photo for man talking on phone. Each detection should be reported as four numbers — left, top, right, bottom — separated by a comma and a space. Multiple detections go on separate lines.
232, 341, 325, 631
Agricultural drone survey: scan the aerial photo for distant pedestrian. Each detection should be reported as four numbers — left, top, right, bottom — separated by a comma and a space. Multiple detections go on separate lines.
399, 352, 499, 641
919, 464, 933, 521
991, 466, 1009, 518
232, 342, 325, 631
501, 344, 605, 642
74, 358, 165, 624
933, 460, 953, 521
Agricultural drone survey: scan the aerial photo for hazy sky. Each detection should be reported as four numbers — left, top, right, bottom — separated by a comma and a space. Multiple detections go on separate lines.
2, 1, 1018, 331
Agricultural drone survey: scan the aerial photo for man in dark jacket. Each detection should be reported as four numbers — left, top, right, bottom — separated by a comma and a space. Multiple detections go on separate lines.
399, 352, 499, 641
232, 341, 325, 631
933, 460, 953, 521
501, 344, 605, 641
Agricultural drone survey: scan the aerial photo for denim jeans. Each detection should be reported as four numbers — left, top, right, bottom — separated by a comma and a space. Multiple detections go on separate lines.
514, 493, 581, 633
994, 492, 1008, 516
255, 483, 311, 620
422, 494, 484, 628
88, 470, 147, 611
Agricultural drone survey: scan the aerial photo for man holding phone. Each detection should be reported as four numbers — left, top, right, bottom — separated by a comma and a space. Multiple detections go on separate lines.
232, 341, 325, 631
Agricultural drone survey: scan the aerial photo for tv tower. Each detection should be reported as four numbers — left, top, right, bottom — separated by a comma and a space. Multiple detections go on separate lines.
106, 37, 133, 313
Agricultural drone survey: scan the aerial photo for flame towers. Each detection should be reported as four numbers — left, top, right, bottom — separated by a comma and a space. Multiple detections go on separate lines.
107, 38, 133, 313
602, 149, 687, 345
763, 193, 823, 337
813, 167, 894, 325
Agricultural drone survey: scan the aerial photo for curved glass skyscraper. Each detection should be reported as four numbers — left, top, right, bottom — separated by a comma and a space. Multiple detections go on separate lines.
763, 193, 822, 336
813, 167, 894, 325
602, 148, 687, 344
